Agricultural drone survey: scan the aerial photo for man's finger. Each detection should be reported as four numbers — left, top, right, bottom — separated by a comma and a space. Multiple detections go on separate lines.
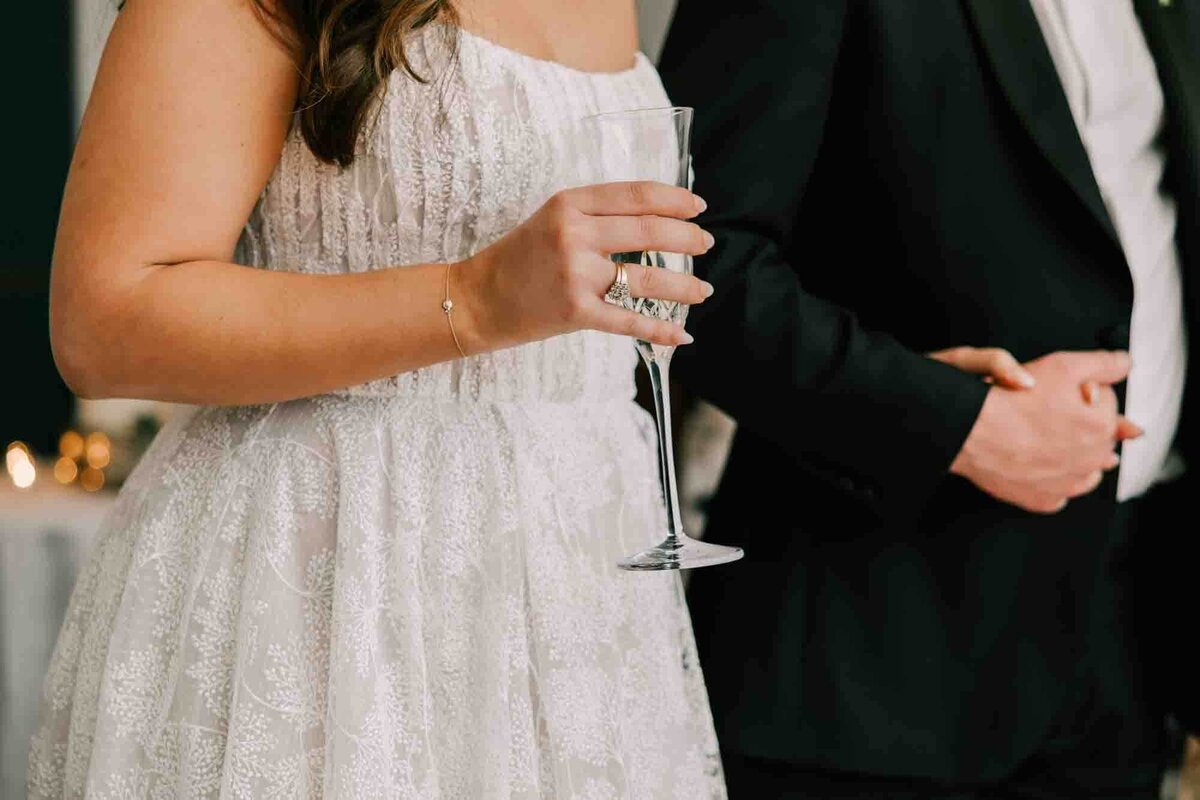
1023, 494, 1070, 515
1116, 417, 1144, 440
1081, 381, 1098, 405
928, 347, 1035, 388
987, 349, 1036, 389
1058, 350, 1131, 385
1067, 470, 1105, 498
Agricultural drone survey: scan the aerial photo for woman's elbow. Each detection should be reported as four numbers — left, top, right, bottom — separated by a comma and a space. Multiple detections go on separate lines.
49, 269, 121, 400
50, 313, 106, 400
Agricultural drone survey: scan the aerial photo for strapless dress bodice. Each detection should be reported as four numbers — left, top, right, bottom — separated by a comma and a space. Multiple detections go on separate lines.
236, 25, 670, 405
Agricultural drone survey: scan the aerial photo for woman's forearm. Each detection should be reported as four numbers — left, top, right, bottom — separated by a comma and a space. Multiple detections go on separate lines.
53, 256, 493, 406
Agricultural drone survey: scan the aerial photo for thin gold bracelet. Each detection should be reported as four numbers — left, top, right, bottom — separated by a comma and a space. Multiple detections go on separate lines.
442, 263, 468, 359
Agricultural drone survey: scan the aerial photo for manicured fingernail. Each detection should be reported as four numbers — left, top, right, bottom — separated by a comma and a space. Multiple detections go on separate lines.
1107, 452, 1121, 469
694, 195, 708, 213
1055, 499, 1069, 512
701, 281, 715, 298
681, 331, 695, 344
1016, 371, 1036, 388
702, 231, 715, 249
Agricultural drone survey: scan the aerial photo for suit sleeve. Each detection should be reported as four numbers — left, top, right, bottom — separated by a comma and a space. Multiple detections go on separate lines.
658, 0, 991, 520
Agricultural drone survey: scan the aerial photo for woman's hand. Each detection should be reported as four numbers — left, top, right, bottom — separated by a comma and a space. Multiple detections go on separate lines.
454, 181, 716, 352
928, 346, 1038, 390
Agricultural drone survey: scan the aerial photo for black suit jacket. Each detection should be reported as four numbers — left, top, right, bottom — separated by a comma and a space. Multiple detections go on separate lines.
659, 0, 1200, 783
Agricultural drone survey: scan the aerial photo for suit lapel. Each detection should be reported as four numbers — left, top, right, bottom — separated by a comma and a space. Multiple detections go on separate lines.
962, 0, 1121, 248
1135, 0, 1200, 232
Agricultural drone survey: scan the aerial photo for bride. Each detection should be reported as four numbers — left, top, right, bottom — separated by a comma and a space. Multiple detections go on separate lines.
27, 0, 725, 796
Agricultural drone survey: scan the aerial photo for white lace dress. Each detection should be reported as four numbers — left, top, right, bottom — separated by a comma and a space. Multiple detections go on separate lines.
27, 27, 725, 800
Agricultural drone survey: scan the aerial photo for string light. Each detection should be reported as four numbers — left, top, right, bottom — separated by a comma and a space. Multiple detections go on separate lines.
85, 432, 111, 470
6, 441, 30, 472
80, 466, 105, 492
54, 457, 79, 484
59, 430, 84, 461
6, 430, 115, 492
11, 460, 35, 489
6, 442, 36, 489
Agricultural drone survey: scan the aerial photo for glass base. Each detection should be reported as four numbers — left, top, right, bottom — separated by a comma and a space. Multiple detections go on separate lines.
618, 536, 744, 571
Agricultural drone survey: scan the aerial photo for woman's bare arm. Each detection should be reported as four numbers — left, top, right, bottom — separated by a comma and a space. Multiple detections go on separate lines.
51, 0, 714, 406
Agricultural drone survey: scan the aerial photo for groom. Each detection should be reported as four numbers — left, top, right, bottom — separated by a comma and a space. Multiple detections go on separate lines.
659, 0, 1200, 797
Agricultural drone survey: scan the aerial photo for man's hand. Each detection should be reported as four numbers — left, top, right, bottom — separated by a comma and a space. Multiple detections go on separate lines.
928, 346, 1038, 389
948, 350, 1142, 514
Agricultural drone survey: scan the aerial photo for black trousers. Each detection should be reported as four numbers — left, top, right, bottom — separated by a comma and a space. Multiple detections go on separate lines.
722, 480, 1188, 800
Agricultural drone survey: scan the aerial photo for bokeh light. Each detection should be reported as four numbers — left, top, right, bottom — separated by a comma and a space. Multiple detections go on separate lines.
59, 430, 85, 460
80, 466, 105, 492
54, 456, 79, 484
6, 441, 31, 473
6, 442, 37, 489
85, 432, 111, 470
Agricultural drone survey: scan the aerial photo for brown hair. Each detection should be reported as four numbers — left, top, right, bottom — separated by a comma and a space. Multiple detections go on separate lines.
120, 0, 458, 167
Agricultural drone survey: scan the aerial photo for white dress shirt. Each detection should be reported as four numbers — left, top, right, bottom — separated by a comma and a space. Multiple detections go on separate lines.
1028, 0, 1188, 500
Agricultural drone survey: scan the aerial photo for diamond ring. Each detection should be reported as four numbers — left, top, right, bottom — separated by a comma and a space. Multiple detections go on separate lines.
604, 263, 631, 305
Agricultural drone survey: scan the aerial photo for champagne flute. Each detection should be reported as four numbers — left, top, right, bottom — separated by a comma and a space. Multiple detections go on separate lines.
582, 106, 744, 571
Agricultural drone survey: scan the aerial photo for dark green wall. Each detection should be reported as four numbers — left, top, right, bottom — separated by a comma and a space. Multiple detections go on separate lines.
1, 2, 75, 455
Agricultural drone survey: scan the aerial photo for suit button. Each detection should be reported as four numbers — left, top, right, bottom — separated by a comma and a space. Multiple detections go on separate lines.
1098, 322, 1131, 350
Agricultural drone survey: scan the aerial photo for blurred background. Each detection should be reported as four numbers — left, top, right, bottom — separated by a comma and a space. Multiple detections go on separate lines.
2, 2, 128, 795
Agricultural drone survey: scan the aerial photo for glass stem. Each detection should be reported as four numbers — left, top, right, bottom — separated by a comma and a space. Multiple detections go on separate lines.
646, 351, 686, 546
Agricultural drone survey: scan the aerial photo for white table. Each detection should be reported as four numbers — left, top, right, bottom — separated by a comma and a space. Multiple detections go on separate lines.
0, 468, 114, 799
